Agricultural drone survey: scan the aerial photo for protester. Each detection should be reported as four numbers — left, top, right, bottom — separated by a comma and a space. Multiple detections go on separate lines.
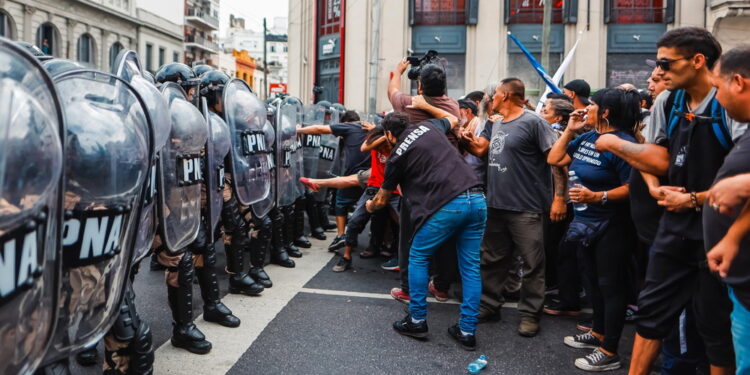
330, 126, 401, 272
593, 27, 745, 374
704, 45, 750, 375
460, 78, 565, 337
548, 88, 641, 371
296, 111, 371, 253
563, 79, 592, 110
458, 99, 485, 182
366, 97, 485, 351
647, 66, 668, 100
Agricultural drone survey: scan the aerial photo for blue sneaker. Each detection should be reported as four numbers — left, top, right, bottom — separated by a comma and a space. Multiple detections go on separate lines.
381, 257, 399, 271
328, 235, 346, 251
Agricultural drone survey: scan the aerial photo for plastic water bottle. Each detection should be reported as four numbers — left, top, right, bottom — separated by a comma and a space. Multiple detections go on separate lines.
568, 170, 588, 212
467, 355, 488, 374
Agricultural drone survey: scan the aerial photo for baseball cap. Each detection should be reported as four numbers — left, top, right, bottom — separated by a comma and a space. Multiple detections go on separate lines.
563, 79, 591, 105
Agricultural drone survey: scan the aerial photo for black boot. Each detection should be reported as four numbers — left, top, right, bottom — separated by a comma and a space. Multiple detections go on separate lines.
195, 257, 240, 327
283, 205, 303, 258
306, 195, 326, 240
226, 238, 264, 296
271, 209, 295, 268
167, 253, 212, 355
249, 216, 273, 288
293, 198, 312, 248
222, 195, 264, 296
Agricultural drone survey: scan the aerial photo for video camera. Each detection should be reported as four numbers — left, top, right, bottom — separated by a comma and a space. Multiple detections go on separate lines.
406, 50, 440, 80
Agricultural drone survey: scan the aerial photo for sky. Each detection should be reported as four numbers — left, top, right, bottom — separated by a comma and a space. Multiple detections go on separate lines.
219, 0, 289, 35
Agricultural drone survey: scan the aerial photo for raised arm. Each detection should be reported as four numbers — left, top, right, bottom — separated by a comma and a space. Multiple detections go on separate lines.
361, 136, 387, 152
296, 124, 332, 135
459, 129, 490, 157
388, 59, 410, 100
548, 109, 587, 167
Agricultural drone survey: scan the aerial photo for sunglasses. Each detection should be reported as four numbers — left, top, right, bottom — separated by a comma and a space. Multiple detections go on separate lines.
655, 55, 694, 72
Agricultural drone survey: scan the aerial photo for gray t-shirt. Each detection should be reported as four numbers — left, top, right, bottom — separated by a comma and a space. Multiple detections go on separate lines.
480, 110, 557, 213
645, 88, 747, 145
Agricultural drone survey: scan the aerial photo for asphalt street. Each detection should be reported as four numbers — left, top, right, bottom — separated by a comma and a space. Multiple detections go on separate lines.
70, 227, 638, 374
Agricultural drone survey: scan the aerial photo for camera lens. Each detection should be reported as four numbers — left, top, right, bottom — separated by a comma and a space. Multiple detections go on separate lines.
407, 67, 420, 81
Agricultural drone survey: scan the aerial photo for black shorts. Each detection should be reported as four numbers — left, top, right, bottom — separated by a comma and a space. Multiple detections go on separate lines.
634, 227, 735, 367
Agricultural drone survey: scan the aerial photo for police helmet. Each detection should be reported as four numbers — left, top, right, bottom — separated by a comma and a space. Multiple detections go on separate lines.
192, 64, 214, 77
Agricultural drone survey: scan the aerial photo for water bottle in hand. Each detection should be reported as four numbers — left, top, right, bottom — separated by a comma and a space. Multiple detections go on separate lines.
568, 170, 588, 211
467, 355, 488, 374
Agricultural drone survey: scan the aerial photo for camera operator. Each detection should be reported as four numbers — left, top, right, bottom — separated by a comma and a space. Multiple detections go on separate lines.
387, 57, 462, 304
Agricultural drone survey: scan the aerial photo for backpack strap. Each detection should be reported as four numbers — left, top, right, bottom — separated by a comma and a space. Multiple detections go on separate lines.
666, 89, 684, 139
710, 97, 733, 150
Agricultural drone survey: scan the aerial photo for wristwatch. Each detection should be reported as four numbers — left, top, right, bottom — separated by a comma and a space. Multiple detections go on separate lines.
601, 191, 608, 205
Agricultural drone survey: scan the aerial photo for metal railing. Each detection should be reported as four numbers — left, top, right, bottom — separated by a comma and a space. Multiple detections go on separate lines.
186, 7, 219, 29
185, 34, 219, 52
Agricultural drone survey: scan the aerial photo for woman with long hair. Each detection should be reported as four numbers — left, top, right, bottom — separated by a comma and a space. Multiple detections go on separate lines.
547, 88, 642, 372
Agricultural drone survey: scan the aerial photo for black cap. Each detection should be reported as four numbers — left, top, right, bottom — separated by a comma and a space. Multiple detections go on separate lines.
563, 79, 591, 105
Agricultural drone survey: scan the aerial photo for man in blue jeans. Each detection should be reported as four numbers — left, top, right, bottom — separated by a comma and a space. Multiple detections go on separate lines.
366, 97, 486, 351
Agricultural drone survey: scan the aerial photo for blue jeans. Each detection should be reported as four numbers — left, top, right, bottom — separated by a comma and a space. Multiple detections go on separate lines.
408, 191, 487, 334
729, 287, 750, 375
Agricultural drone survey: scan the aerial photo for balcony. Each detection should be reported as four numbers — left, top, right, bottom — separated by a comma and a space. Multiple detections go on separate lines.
186, 7, 219, 30
185, 34, 219, 54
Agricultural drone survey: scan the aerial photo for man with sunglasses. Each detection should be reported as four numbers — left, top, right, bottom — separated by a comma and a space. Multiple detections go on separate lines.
595, 27, 747, 375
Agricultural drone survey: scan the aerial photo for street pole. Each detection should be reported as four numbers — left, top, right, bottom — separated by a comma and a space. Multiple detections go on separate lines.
263, 17, 268, 100
541, 0, 552, 96
367, 0, 382, 115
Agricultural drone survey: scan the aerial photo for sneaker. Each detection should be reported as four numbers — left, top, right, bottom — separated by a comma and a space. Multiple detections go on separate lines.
392, 314, 428, 339
359, 247, 379, 259
564, 332, 602, 349
448, 324, 476, 351
332, 257, 351, 272
328, 235, 346, 252
428, 281, 449, 302
574, 348, 621, 372
390, 287, 410, 304
577, 319, 593, 332
543, 301, 582, 317
381, 257, 400, 271
518, 319, 540, 337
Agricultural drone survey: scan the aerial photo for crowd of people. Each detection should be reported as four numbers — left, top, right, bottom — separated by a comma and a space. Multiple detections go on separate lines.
298, 26, 750, 374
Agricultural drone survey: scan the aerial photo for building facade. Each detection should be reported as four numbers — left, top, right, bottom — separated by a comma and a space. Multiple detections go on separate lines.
288, 0, 750, 112
0, 0, 183, 72
184, 0, 219, 66
222, 15, 288, 97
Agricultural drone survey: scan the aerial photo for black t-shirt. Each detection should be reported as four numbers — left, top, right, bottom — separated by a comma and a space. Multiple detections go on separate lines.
628, 169, 664, 245
382, 118, 481, 239
703, 130, 750, 309
330, 123, 371, 176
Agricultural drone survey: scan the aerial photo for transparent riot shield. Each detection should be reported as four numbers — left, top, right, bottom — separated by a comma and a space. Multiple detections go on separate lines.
201, 97, 231, 240
313, 106, 341, 202
300, 105, 323, 179
250, 119, 277, 218
113, 49, 172, 263
42, 70, 151, 366
157, 83, 207, 252
275, 97, 302, 207
0, 37, 65, 375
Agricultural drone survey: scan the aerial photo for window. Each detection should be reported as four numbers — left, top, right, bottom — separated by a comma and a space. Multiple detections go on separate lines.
283, 46, 288, 52
413, 0, 466, 25
317, 0, 342, 36
145, 43, 153, 72
109, 42, 123, 69
173, 51, 179, 62
270, 45, 276, 53
77, 34, 95, 64
507, 0, 563, 24
607, 0, 664, 24
36, 23, 58, 56
0, 12, 14, 39
158, 47, 165, 67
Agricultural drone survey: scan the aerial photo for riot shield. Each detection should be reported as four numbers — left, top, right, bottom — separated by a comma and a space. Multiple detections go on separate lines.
42, 70, 151, 366
113, 50, 172, 263
157, 83, 207, 252
250, 119, 277, 218
0, 37, 65, 375
300, 104, 322, 179
223, 79, 271, 206
275, 97, 302, 207
312, 106, 341, 202
201, 97, 231, 240
327, 107, 346, 179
